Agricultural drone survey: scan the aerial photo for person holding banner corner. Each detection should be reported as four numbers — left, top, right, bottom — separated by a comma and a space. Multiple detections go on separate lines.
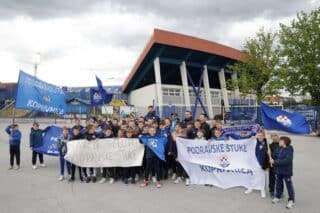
29, 123, 48, 169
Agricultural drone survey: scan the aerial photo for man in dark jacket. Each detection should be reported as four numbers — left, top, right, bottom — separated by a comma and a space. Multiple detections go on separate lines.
69, 126, 85, 182
181, 111, 193, 128
29, 123, 48, 169
144, 106, 160, 123
199, 114, 211, 139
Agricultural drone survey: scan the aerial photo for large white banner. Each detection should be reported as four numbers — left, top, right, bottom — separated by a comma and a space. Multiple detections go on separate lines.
64, 138, 145, 167
176, 137, 265, 190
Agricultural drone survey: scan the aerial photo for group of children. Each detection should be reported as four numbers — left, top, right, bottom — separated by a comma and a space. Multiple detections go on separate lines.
5, 106, 296, 209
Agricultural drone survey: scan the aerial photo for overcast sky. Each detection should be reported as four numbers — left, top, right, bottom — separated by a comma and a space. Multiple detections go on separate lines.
0, 0, 319, 87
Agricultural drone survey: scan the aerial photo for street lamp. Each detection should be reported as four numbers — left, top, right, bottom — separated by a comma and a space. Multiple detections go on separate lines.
32, 52, 41, 77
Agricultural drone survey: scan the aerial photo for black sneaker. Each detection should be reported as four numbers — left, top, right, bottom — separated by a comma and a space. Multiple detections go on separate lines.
86, 177, 91, 183
68, 177, 75, 182
80, 176, 84, 182
92, 176, 97, 183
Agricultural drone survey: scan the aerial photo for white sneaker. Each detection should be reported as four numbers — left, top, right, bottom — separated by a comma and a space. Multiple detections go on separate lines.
272, 197, 280, 204
174, 177, 182, 184
171, 173, 177, 180
135, 174, 139, 182
286, 200, 294, 209
14, 166, 20, 170
152, 176, 157, 183
58, 176, 64, 181
40, 163, 46, 168
261, 190, 266, 198
32, 165, 37, 169
244, 189, 253, 194
99, 178, 106, 184
109, 178, 114, 184
185, 178, 191, 186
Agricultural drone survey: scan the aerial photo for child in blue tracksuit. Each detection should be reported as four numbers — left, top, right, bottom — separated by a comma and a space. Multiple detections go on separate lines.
271, 136, 295, 209
29, 123, 48, 169
57, 127, 71, 181
5, 124, 22, 170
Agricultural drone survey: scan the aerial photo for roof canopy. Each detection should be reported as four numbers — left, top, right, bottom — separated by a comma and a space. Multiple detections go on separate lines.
122, 29, 245, 93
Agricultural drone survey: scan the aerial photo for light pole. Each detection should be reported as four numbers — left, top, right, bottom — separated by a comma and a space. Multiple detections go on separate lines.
32, 53, 41, 77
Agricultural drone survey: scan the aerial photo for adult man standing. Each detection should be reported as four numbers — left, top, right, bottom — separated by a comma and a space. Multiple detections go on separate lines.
199, 113, 211, 139
144, 105, 160, 123
181, 111, 193, 128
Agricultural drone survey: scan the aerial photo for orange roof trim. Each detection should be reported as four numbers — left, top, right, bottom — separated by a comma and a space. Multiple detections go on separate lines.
122, 28, 245, 92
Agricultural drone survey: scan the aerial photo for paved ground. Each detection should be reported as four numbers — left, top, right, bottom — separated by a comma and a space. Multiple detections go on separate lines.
0, 119, 319, 213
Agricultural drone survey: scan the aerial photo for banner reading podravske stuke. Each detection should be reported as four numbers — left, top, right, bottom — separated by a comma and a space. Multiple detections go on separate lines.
64, 138, 145, 167
176, 137, 265, 190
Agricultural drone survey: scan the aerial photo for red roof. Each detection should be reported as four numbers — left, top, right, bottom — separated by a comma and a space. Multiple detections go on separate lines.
122, 29, 245, 92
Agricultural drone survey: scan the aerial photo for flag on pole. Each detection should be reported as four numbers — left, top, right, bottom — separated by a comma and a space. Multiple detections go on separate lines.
15, 70, 67, 114
261, 102, 310, 134
90, 76, 113, 106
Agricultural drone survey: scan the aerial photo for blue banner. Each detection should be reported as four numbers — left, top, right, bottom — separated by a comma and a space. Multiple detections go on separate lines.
223, 124, 260, 135
33, 126, 62, 156
15, 70, 67, 114
140, 136, 167, 161
261, 103, 310, 134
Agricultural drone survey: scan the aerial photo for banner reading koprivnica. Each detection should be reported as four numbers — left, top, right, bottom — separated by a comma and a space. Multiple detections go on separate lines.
176, 137, 265, 190
64, 138, 145, 167
15, 70, 67, 114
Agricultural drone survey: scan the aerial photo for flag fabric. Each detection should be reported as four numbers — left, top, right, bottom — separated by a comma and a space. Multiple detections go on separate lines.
90, 76, 113, 106
261, 102, 310, 134
15, 70, 67, 114
33, 126, 62, 156
140, 136, 167, 161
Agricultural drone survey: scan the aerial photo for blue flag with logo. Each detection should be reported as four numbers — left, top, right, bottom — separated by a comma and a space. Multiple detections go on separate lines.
33, 126, 62, 156
140, 136, 167, 161
15, 70, 67, 114
261, 103, 310, 134
90, 76, 113, 106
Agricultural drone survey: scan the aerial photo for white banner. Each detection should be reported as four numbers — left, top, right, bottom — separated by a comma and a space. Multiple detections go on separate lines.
64, 138, 145, 168
176, 137, 265, 190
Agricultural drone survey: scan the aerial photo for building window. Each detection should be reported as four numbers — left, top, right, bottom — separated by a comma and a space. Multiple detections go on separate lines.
162, 88, 181, 97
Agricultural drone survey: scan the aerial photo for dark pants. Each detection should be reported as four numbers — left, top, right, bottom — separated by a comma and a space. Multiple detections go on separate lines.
71, 164, 82, 179
32, 151, 44, 165
177, 162, 189, 178
10, 145, 20, 166
102, 167, 118, 178
59, 156, 71, 176
145, 157, 161, 182
82, 168, 96, 177
269, 168, 276, 195
275, 174, 295, 202
123, 167, 136, 179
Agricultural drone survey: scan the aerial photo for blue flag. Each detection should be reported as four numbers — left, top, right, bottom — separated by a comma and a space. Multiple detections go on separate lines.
261, 103, 310, 134
140, 136, 167, 161
90, 76, 113, 106
33, 126, 62, 156
15, 70, 67, 114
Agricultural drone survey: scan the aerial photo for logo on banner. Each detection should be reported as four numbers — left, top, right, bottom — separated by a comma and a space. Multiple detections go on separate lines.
149, 140, 158, 148
43, 95, 51, 102
276, 115, 292, 127
93, 92, 102, 102
219, 155, 230, 168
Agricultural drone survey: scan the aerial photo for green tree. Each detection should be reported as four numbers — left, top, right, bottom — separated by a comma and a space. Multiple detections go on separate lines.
279, 8, 320, 105
229, 28, 282, 102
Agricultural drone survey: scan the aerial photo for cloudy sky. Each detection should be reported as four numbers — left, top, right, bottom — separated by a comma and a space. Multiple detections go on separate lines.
0, 0, 319, 87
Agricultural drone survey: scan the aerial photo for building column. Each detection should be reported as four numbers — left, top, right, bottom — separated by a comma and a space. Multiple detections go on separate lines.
180, 61, 191, 111
231, 71, 240, 99
203, 65, 213, 119
218, 68, 230, 110
154, 57, 163, 117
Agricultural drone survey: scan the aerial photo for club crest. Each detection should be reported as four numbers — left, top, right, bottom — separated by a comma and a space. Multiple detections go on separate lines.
276, 115, 292, 127
219, 155, 230, 168
149, 140, 157, 148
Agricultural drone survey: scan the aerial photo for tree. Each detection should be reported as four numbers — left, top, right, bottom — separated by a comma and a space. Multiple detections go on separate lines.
279, 7, 320, 105
229, 28, 282, 102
